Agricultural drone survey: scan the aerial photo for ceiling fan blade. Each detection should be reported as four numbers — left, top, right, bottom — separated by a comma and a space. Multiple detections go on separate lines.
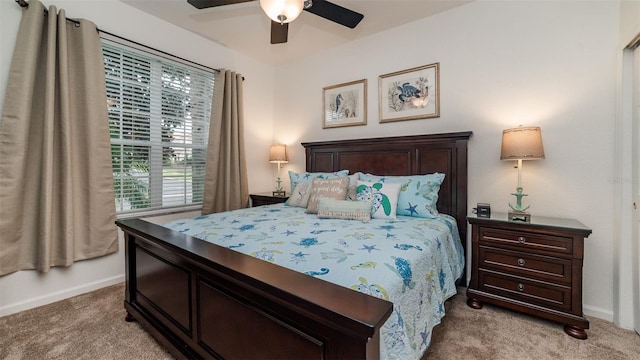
187, 0, 253, 10
304, 0, 363, 29
271, 21, 289, 44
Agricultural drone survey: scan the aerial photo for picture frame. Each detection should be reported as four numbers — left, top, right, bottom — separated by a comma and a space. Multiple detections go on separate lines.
378, 63, 440, 123
323, 79, 367, 128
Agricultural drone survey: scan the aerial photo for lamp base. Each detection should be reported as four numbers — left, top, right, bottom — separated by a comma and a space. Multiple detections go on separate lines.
508, 210, 531, 223
272, 190, 287, 197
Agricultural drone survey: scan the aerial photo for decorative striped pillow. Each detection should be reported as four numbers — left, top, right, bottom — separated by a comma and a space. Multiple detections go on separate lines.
317, 198, 371, 221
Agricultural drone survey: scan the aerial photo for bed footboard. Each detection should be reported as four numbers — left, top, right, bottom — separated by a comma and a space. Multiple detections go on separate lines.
117, 218, 393, 360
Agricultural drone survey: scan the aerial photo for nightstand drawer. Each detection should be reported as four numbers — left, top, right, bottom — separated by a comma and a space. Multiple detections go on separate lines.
479, 228, 573, 256
478, 270, 572, 312
479, 245, 572, 284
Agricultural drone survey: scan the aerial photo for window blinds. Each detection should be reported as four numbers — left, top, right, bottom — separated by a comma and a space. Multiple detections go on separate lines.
102, 39, 215, 215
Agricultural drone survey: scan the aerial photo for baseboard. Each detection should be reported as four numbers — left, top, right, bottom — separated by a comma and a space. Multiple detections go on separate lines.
584, 304, 614, 323
0, 275, 125, 317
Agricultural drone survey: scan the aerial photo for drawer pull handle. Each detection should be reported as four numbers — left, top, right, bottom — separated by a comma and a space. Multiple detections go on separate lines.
518, 236, 526, 244
517, 258, 526, 267
517, 283, 525, 292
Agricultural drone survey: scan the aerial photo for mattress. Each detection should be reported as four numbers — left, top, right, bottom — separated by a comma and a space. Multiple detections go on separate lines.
164, 204, 464, 359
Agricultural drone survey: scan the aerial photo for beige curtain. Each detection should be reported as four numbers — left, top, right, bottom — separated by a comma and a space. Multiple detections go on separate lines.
202, 70, 249, 214
0, 1, 118, 276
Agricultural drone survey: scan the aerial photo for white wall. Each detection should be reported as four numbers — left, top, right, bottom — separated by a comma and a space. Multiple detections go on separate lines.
0, 0, 276, 316
273, 0, 620, 321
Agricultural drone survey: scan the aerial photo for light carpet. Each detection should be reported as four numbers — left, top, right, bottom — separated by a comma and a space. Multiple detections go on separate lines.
1, 283, 638, 359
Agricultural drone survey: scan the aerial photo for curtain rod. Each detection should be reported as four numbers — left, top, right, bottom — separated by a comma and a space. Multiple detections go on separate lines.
14, 0, 221, 74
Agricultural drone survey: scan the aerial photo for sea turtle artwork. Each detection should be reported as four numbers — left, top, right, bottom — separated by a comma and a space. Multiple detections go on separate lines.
357, 182, 393, 216
292, 237, 326, 248
250, 247, 283, 262
320, 248, 354, 263
350, 277, 389, 300
397, 82, 421, 102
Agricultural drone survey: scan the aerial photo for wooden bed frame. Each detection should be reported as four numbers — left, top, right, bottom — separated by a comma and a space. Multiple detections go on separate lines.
116, 131, 471, 359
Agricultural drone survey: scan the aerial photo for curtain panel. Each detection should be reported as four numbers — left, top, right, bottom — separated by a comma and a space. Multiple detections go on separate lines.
0, 0, 118, 276
202, 70, 249, 214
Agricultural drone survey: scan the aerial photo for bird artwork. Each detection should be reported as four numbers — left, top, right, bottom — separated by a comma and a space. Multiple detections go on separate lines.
335, 93, 343, 114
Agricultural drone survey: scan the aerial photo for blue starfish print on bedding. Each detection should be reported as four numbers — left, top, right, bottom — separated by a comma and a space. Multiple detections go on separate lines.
290, 251, 309, 264
230, 219, 240, 224
223, 234, 235, 239
359, 244, 380, 253
228, 243, 244, 249
386, 233, 396, 239
419, 324, 431, 349
405, 203, 419, 216
379, 225, 395, 230
282, 230, 296, 236
193, 215, 209, 220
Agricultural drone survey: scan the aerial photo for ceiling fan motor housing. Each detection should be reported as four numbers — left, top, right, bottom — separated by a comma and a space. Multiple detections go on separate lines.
260, 0, 304, 24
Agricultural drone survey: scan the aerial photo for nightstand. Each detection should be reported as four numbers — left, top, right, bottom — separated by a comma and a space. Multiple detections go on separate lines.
466, 213, 592, 339
249, 192, 289, 207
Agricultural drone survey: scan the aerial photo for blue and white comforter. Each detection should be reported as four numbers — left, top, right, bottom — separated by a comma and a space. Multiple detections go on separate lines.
164, 204, 464, 360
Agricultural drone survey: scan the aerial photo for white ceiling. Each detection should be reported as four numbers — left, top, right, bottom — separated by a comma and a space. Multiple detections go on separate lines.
121, 0, 473, 66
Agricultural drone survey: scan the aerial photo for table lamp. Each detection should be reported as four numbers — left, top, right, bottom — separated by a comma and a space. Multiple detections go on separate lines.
269, 144, 289, 197
500, 126, 545, 221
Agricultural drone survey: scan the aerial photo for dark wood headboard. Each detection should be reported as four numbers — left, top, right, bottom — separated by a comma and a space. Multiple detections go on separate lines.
302, 131, 472, 261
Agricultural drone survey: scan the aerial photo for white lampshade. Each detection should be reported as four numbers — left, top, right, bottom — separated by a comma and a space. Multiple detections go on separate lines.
269, 144, 289, 163
500, 126, 545, 161
259, 0, 304, 24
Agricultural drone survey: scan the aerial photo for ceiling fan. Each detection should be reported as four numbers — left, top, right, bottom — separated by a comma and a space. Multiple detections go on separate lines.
187, 0, 364, 44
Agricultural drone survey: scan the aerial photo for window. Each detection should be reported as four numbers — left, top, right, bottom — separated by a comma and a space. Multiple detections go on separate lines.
102, 38, 215, 215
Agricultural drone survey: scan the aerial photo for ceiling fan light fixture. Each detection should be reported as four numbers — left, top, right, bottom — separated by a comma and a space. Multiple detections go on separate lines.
260, 0, 304, 24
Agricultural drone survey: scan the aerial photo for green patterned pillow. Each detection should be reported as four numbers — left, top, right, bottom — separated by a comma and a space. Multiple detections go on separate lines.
359, 173, 445, 218
317, 198, 371, 221
355, 180, 401, 219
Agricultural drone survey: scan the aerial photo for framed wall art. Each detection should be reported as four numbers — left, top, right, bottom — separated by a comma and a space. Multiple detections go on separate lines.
378, 63, 440, 123
323, 79, 367, 128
